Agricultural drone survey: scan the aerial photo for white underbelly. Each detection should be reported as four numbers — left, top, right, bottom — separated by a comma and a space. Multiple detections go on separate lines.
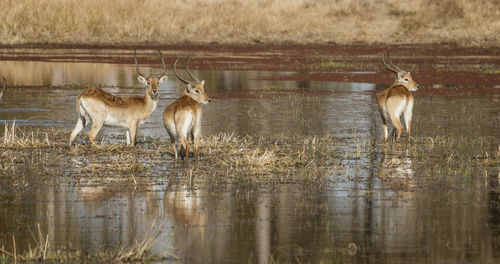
104, 114, 128, 127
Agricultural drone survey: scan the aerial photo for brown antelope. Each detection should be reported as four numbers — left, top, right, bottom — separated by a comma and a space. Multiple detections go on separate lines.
163, 57, 211, 160
378, 50, 420, 141
69, 49, 168, 146
0, 76, 6, 101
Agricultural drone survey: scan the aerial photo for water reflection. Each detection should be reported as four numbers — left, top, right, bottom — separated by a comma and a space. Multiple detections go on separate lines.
379, 149, 415, 189
487, 170, 500, 259
1, 56, 500, 263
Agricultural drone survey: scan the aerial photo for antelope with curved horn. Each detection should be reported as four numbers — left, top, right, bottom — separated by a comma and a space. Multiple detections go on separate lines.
163, 57, 211, 161
69, 49, 168, 146
378, 50, 420, 141
0, 76, 6, 101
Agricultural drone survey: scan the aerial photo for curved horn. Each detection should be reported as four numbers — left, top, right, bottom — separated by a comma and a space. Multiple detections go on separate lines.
173, 57, 190, 85
157, 50, 167, 78
0, 76, 6, 101
382, 50, 398, 74
134, 49, 145, 78
185, 56, 200, 83
383, 50, 405, 74
386, 50, 405, 73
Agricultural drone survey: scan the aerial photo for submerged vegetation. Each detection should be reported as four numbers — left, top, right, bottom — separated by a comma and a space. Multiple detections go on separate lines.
0, 0, 499, 46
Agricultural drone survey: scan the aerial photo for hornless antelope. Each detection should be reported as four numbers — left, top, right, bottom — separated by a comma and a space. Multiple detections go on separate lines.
378, 50, 420, 141
69, 50, 168, 146
0, 76, 6, 101
163, 57, 211, 160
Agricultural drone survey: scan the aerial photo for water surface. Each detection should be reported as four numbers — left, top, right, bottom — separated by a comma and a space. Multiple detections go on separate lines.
0, 51, 499, 263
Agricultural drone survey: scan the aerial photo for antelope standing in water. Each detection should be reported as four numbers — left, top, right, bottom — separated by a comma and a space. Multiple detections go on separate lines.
163, 57, 211, 161
378, 50, 420, 141
69, 50, 168, 146
0, 76, 6, 101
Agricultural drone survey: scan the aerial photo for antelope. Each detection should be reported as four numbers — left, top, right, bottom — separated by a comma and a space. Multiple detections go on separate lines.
378, 50, 420, 141
69, 49, 168, 146
0, 76, 6, 101
163, 57, 211, 161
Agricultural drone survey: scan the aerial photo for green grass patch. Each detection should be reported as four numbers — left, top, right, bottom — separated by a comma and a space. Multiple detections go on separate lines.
484, 68, 500, 74
320, 61, 345, 69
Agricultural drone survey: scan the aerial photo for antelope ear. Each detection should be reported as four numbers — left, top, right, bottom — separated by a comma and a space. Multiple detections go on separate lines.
201, 80, 205, 86
187, 83, 192, 92
138, 76, 148, 85
159, 75, 168, 83
397, 72, 405, 81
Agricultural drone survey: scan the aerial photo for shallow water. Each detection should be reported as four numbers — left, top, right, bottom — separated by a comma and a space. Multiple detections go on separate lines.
0, 49, 499, 263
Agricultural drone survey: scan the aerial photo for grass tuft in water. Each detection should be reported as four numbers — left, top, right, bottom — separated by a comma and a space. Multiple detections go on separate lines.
1, 121, 51, 148
195, 133, 340, 185
0, 221, 176, 263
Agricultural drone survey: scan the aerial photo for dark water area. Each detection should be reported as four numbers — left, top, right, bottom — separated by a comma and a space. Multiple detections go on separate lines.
0, 48, 499, 263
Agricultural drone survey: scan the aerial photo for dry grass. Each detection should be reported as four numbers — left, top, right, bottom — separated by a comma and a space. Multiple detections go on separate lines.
0, 0, 499, 46
0, 121, 51, 148
197, 132, 340, 184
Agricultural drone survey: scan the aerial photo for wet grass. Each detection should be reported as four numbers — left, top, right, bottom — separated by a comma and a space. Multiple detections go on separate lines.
0, 126, 340, 188
1, 123, 497, 190
194, 133, 340, 185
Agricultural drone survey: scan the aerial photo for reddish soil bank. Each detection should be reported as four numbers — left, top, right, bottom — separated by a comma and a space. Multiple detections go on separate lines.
0, 44, 499, 86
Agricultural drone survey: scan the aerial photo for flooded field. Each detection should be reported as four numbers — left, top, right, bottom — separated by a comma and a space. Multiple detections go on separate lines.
0, 45, 499, 263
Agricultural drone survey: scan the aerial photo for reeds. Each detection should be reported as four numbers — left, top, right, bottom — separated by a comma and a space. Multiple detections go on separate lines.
0, 0, 499, 46
1, 121, 50, 148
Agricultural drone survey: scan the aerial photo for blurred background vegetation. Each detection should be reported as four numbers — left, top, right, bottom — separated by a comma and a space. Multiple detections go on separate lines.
0, 0, 499, 46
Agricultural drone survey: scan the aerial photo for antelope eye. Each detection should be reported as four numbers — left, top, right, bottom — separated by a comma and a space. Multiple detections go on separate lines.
195, 89, 200, 94
404, 78, 409, 82
147, 82, 150, 86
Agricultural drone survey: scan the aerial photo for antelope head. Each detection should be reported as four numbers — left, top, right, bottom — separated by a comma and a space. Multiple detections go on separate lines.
134, 49, 168, 101
383, 50, 419, 92
174, 56, 211, 104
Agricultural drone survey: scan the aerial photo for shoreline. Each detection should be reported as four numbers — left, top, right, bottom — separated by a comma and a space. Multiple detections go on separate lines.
1, 44, 499, 86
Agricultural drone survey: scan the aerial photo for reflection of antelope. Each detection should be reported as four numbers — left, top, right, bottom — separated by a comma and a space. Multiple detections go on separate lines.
378, 51, 420, 141
69, 50, 168, 146
163, 57, 211, 160
0, 76, 6, 101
